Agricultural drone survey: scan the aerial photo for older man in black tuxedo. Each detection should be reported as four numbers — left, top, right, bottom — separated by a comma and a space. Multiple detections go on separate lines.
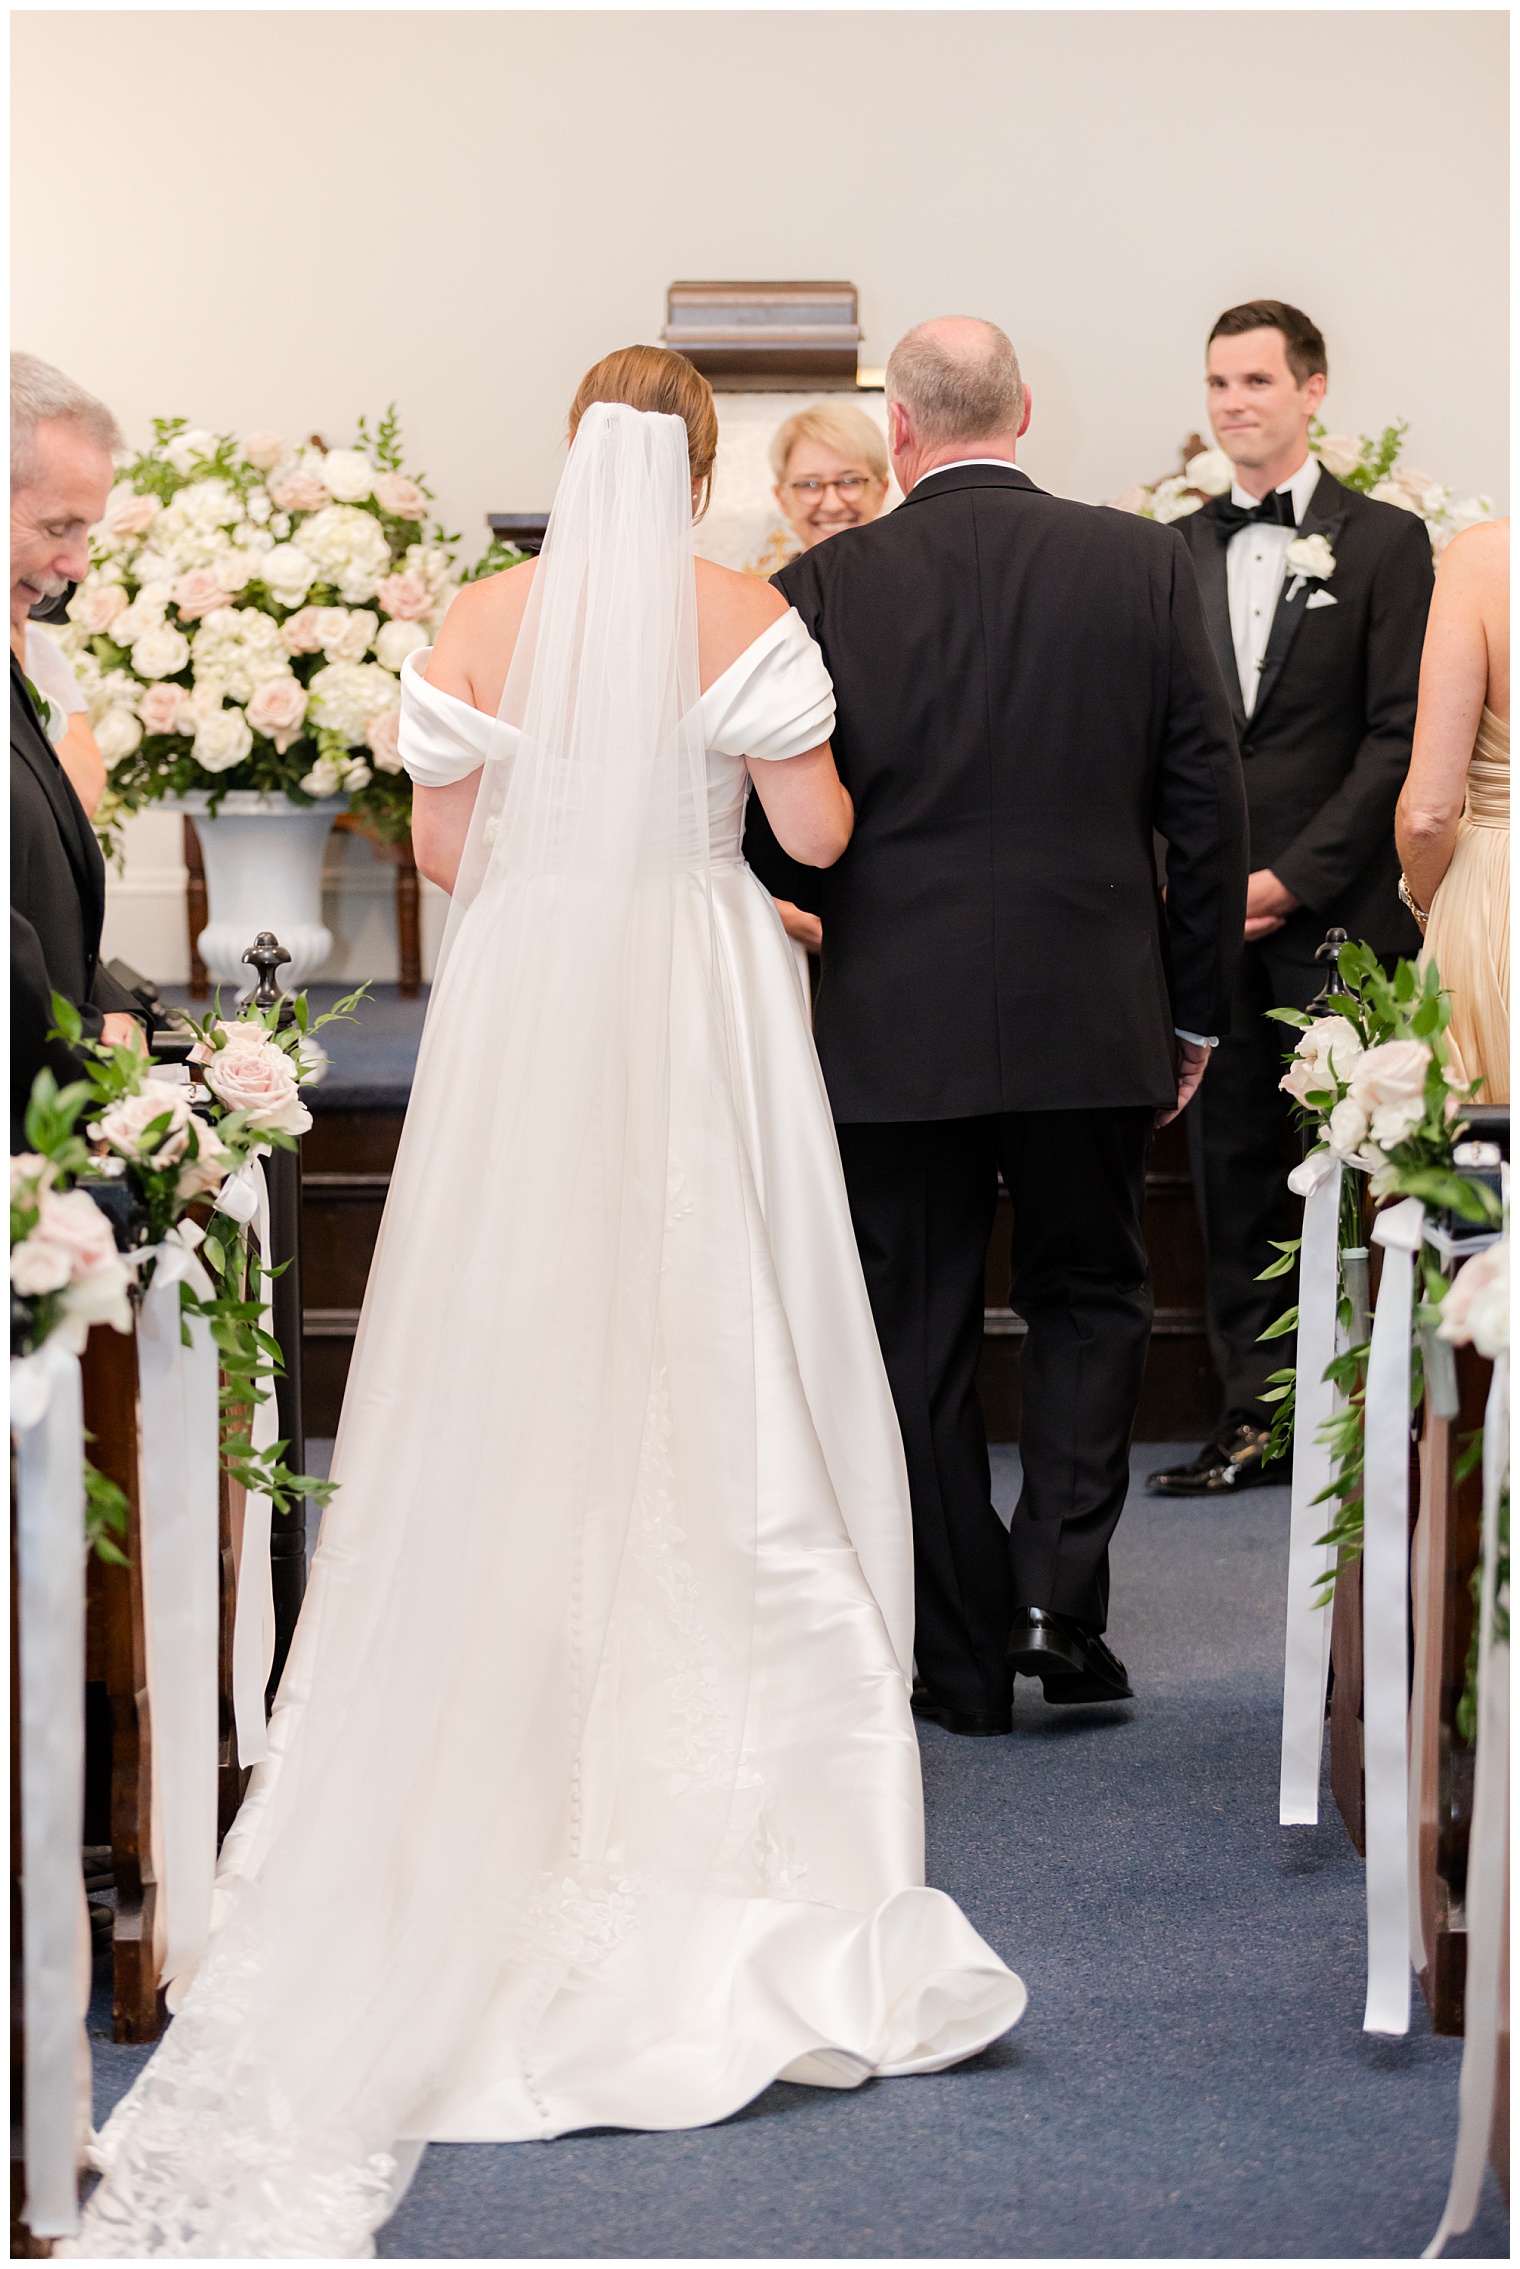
1148, 302, 1434, 1499
11, 351, 143, 1144
754, 319, 1247, 1730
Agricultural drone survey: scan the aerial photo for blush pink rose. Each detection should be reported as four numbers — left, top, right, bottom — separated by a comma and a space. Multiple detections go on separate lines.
137, 681, 189, 735
103, 486, 162, 540
375, 571, 432, 622
239, 431, 287, 472
202, 1037, 312, 1135
246, 674, 309, 752
267, 468, 332, 514
172, 565, 234, 620
69, 580, 130, 635
365, 708, 404, 773
280, 606, 325, 654
372, 473, 428, 521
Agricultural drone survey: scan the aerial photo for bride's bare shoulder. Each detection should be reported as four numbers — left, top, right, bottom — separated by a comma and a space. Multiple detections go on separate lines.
694, 557, 790, 691
426, 558, 537, 713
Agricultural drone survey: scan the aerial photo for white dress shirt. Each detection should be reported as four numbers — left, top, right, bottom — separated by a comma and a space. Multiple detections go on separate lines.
1226, 455, 1321, 720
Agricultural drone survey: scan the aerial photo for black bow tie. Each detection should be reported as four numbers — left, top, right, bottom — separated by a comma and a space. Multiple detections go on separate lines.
1212, 489, 1299, 533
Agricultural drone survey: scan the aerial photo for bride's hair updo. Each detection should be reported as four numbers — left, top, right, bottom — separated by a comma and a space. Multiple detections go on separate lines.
569, 346, 719, 518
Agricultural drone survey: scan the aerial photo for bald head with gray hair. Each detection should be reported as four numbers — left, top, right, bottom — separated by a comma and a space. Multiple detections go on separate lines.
885, 318, 1025, 448
11, 351, 122, 493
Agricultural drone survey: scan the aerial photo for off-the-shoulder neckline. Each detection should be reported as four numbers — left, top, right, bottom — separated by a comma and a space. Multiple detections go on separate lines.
401, 605, 806, 727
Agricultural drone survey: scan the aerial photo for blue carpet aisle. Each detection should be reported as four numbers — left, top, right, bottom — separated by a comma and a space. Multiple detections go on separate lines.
88, 1449, 1508, 2258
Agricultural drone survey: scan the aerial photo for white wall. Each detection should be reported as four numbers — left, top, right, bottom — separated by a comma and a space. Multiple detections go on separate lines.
13, 8, 1508, 979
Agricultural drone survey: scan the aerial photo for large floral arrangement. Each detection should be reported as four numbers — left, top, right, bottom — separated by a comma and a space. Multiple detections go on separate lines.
52, 409, 460, 848
1110, 421, 1492, 557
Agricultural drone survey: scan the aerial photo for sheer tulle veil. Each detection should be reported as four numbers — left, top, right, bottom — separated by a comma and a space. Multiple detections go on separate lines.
68, 406, 762, 2256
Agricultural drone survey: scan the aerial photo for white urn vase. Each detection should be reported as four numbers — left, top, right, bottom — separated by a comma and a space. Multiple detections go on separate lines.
171, 792, 347, 991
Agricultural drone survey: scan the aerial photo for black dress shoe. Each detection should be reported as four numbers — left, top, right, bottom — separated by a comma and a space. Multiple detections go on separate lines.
1145, 1414, 1283, 1498
910, 1684, 1012, 1737
1006, 1608, 1134, 1704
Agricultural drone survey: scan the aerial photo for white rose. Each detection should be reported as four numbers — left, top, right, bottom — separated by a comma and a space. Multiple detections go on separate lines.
1183, 448, 1233, 497
298, 505, 392, 604
176, 1117, 233, 1201
1349, 1038, 1431, 1119
192, 704, 254, 774
1314, 434, 1366, 479
375, 618, 427, 671
67, 575, 130, 636
1285, 532, 1336, 581
1368, 1097, 1426, 1149
203, 1036, 312, 1135
307, 660, 400, 744
164, 428, 217, 476
259, 543, 318, 606
95, 708, 144, 767
1279, 1014, 1364, 1107
1368, 480, 1421, 516
342, 757, 372, 791
314, 607, 379, 664
131, 624, 192, 680
1150, 476, 1205, 526
322, 449, 375, 503
238, 431, 287, 473
299, 756, 345, 797
94, 1084, 194, 1167
364, 708, 403, 773
1327, 1097, 1370, 1161
1438, 1239, 1509, 1359
11, 1236, 73, 1296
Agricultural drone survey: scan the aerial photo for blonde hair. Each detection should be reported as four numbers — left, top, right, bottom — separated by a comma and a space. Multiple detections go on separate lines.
885, 320, 1025, 447
568, 345, 719, 516
770, 401, 889, 487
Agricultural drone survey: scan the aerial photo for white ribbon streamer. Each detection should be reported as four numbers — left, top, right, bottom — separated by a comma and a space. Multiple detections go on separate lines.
136, 1222, 222, 1999
1425, 1359, 1509, 2256
1280, 1149, 1343, 1824
1362, 1194, 1424, 2036
11, 1335, 87, 2238
216, 1160, 277, 1767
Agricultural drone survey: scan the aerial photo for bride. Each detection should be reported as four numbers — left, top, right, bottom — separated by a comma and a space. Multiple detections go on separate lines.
68, 348, 1025, 2258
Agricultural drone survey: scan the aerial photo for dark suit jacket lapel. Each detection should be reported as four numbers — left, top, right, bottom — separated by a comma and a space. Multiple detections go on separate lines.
10, 654, 105, 934
1250, 468, 1349, 726
1192, 506, 1247, 735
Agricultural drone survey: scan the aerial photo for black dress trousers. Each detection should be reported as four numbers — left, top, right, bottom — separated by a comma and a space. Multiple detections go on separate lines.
836, 1106, 1153, 1720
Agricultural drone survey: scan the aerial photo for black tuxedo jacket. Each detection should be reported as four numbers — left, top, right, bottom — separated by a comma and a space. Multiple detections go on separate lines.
756, 464, 1248, 1122
11, 652, 137, 1141
1175, 467, 1432, 959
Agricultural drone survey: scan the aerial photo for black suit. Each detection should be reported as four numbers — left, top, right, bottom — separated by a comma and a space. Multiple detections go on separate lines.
1173, 469, 1433, 1420
754, 465, 1247, 1715
11, 652, 137, 1145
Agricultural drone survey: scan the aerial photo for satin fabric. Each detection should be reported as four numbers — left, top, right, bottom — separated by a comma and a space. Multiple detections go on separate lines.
1423, 706, 1509, 1104
210, 612, 1024, 2148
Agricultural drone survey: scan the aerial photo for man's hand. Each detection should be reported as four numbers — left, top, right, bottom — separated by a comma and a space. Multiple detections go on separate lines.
1156, 1038, 1212, 1128
774, 899, 823, 954
100, 1012, 147, 1055
1244, 868, 1300, 942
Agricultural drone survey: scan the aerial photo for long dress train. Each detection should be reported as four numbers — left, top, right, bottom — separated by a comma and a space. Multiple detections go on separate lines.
66, 408, 1023, 2259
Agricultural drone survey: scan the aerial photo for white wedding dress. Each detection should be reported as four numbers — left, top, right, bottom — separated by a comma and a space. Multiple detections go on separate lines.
67, 408, 1023, 2259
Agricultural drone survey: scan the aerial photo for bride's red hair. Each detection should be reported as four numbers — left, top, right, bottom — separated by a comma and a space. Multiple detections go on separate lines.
568, 345, 719, 518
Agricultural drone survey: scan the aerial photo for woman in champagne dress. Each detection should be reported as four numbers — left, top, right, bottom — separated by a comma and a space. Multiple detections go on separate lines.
1396, 518, 1510, 1102
65, 352, 1024, 2259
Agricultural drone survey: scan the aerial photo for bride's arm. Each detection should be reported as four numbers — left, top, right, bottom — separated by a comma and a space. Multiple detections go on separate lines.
410, 566, 535, 892
747, 744, 854, 868
412, 773, 483, 894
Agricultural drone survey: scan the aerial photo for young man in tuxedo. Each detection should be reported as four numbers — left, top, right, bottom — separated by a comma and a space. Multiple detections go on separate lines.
11, 352, 143, 1144
1148, 302, 1433, 1498
760, 319, 1247, 1730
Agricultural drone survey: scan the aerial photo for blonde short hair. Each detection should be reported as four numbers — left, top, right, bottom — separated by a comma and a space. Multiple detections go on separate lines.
770, 401, 889, 487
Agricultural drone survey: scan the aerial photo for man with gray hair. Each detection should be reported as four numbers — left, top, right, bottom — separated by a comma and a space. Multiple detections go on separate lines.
766, 317, 1247, 1728
12, 351, 142, 1141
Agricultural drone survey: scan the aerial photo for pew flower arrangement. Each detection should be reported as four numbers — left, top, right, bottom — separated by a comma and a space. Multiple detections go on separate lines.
1255, 943, 1500, 1584
55, 408, 459, 853
1109, 422, 1491, 557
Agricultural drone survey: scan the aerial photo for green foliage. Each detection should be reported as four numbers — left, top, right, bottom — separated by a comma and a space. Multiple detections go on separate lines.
459, 537, 533, 586
1308, 417, 1409, 494
1457, 1480, 1510, 1746
84, 1456, 130, 1566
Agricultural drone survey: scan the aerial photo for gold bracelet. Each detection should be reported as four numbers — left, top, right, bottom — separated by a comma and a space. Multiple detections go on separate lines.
1397, 873, 1430, 930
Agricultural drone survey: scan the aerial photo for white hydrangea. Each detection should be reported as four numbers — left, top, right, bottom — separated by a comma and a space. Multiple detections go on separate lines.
375, 618, 427, 671
298, 506, 392, 604
306, 660, 400, 745
189, 607, 292, 705
164, 427, 217, 476
314, 607, 379, 664
95, 709, 144, 767
403, 541, 455, 609
260, 544, 318, 606
84, 668, 143, 724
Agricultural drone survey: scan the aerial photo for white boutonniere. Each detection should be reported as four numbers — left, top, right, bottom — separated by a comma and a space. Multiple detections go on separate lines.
1285, 531, 1336, 602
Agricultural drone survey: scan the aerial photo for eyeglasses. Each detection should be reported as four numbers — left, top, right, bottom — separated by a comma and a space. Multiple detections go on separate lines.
785, 475, 878, 499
